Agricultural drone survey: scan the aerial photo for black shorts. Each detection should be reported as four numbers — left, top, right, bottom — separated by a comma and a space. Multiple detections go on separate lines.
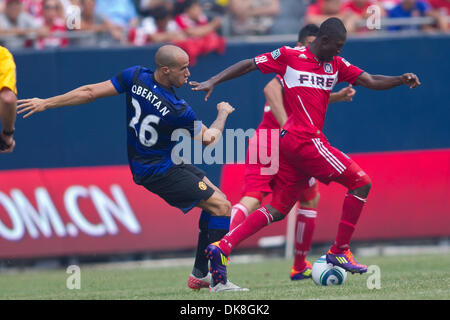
138, 164, 215, 214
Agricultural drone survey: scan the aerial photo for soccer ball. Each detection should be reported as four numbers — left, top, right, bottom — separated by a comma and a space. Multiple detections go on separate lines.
312, 255, 347, 286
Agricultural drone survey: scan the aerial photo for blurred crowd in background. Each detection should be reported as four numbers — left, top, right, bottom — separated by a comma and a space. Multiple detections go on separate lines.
0, 0, 448, 63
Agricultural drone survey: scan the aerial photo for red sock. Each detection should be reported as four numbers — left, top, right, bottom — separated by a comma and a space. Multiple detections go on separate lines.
293, 207, 317, 271
230, 203, 249, 230
330, 193, 367, 254
219, 206, 273, 256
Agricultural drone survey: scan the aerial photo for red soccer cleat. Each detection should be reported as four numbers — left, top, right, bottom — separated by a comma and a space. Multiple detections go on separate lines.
290, 260, 313, 281
187, 273, 211, 290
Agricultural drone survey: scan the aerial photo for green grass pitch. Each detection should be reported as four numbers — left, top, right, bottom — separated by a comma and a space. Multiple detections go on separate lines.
0, 253, 448, 300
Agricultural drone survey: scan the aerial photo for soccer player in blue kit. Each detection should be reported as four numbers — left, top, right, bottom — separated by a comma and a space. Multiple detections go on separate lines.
17, 45, 247, 292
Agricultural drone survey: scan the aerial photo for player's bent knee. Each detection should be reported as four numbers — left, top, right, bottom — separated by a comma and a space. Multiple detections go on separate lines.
242, 191, 265, 204
271, 212, 286, 222
199, 191, 231, 216
220, 200, 232, 216
301, 193, 320, 209
211, 198, 231, 217
350, 181, 371, 198
348, 176, 372, 198
266, 205, 286, 223
240, 196, 261, 213
337, 163, 372, 193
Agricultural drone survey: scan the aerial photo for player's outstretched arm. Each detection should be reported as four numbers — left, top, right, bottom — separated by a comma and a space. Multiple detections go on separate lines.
354, 72, 421, 90
195, 102, 235, 146
264, 77, 287, 127
190, 59, 257, 101
329, 85, 356, 104
17, 80, 119, 118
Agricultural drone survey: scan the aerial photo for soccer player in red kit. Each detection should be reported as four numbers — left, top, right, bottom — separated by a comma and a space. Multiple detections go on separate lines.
191, 17, 420, 288
230, 24, 356, 282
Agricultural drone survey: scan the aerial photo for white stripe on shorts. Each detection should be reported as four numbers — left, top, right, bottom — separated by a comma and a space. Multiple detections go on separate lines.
312, 138, 346, 174
316, 138, 346, 172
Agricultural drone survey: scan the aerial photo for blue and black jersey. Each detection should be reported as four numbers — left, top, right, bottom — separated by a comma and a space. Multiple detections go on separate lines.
110, 66, 202, 183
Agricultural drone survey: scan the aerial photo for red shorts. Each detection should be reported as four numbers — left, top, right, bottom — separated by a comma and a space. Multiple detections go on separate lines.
242, 127, 319, 203
270, 131, 370, 214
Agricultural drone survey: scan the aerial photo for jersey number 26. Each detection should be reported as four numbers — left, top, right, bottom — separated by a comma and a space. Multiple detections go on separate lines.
129, 97, 160, 147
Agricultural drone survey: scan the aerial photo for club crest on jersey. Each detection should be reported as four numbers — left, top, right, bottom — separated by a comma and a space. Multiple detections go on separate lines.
198, 181, 207, 191
324, 63, 333, 74
271, 49, 281, 60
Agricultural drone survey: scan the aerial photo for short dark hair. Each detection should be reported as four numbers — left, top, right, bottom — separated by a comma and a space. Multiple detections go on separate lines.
151, 5, 170, 21
173, 0, 198, 16
298, 24, 319, 43
317, 17, 347, 41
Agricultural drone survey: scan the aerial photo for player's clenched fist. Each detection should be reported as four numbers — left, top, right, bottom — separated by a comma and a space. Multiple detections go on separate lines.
17, 98, 47, 118
337, 85, 356, 102
217, 102, 235, 115
401, 73, 421, 89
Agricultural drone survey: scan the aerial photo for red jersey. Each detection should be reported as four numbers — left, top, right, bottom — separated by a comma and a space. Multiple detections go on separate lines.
174, 13, 209, 30
341, 1, 376, 16
254, 45, 363, 137
428, 0, 450, 14
306, 0, 326, 16
258, 75, 289, 129
23, 0, 43, 18
36, 17, 68, 49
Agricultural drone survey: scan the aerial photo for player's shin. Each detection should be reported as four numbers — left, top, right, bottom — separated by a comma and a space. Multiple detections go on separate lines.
229, 203, 249, 230
331, 165, 371, 253
218, 206, 275, 256
207, 215, 230, 247
192, 210, 211, 278
330, 193, 367, 254
293, 207, 317, 271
